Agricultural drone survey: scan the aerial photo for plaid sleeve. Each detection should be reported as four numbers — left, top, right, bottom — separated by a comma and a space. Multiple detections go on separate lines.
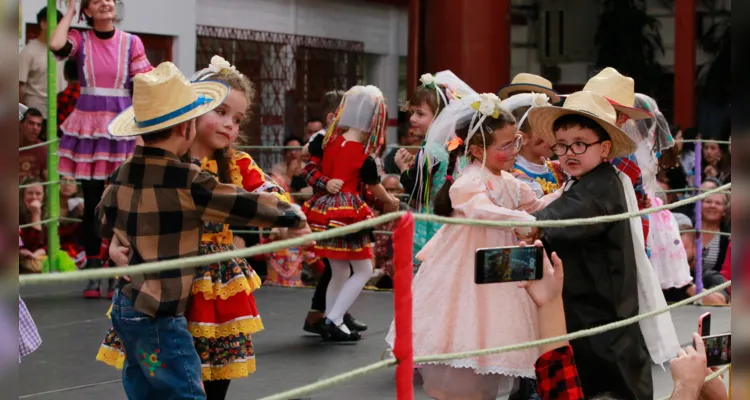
191, 169, 306, 229
95, 184, 115, 241
535, 346, 584, 400
304, 156, 330, 192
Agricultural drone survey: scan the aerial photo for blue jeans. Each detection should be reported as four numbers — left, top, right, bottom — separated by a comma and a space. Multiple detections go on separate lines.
110, 290, 205, 400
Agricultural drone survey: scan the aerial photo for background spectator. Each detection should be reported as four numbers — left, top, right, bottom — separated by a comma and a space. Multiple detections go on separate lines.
19, 6, 66, 119
56, 59, 80, 133
304, 118, 324, 143
19, 108, 47, 182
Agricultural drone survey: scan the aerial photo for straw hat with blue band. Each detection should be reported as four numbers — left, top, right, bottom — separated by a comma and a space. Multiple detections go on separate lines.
497, 73, 560, 104
108, 62, 230, 137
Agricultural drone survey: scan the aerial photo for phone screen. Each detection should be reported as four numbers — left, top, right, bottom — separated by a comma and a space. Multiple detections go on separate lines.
703, 334, 731, 367
475, 246, 543, 284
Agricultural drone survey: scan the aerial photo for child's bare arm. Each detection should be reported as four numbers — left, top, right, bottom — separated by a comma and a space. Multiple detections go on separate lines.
368, 183, 398, 209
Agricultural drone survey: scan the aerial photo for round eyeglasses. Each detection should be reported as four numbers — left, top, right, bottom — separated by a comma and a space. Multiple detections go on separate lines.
491, 134, 523, 153
550, 140, 603, 156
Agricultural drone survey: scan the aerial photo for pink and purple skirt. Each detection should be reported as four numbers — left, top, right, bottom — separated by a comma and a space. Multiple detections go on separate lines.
58, 87, 136, 181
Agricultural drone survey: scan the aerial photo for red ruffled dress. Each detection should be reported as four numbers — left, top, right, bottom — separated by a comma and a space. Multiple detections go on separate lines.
302, 135, 379, 261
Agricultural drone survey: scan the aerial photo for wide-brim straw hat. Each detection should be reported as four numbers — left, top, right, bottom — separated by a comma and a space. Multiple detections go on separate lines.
580, 67, 653, 121
498, 73, 560, 103
108, 62, 230, 137
527, 91, 637, 159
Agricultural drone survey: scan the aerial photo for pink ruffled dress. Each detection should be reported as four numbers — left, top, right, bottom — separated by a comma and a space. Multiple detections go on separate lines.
386, 162, 559, 399
56, 29, 153, 180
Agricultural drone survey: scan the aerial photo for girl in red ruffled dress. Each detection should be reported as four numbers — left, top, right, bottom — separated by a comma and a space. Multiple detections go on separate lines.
303, 86, 399, 341
97, 56, 290, 400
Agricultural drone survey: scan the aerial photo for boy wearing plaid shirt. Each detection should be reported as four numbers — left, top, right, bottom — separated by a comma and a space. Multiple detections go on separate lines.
98, 62, 310, 399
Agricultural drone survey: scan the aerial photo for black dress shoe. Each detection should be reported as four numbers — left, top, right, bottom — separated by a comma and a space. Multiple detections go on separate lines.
324, 320, 360, 342
304, 318, 330, 339
343, 313, 367, 332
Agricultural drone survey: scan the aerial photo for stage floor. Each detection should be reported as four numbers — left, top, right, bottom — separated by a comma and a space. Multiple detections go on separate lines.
19, 283, 730, 399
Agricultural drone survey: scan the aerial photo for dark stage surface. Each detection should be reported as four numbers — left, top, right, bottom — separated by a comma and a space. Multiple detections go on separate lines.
19, 284, 730, 399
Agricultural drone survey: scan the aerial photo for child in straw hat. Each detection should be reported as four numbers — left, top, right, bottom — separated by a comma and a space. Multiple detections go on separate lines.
581, 67, 655, 248
526, 91, 679, 400
99, 61, 310, 399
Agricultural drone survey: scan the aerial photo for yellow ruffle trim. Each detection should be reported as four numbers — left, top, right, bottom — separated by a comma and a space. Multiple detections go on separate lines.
191, 270, 262, 301
202, 359, 256, 381
96, 345, 125, 370
189, 316, 264, 339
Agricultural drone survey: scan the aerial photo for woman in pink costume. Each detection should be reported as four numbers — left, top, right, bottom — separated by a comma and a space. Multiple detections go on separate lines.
49, 0, 152, 298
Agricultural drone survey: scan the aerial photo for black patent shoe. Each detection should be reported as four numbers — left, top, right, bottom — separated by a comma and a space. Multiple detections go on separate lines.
324, 319, 360, 342
344, 313, 368, 332
304, 318, 330, 339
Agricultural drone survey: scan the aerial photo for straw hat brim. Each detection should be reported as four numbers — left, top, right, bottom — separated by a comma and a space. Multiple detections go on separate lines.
611, 102, 653, 121
528, 106, 637, 159
558, 94, 654, 121
498, 84, 560, 103
108, 81, 230, 137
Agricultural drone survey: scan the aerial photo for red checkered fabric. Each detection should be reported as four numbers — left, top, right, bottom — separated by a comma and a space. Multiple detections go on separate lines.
535, 345, 585, 400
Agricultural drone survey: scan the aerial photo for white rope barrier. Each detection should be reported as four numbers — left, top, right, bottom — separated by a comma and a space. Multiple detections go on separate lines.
18, 183, 730, 285
257, 281, 731, 400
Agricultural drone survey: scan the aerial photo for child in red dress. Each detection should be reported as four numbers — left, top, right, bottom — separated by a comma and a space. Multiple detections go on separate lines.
303, 85, 399, 341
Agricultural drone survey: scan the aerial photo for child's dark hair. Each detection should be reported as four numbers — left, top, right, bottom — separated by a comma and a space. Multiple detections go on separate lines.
37, 6, 63, 25
320, 90, 345, 125
22, 107, 44, 122
552, 114, 610, 142
511, 105, 532, 134
63, 60, 78, 82
433, 109, 517, 217
141, 127, 174, 144
408, 84, 449, 116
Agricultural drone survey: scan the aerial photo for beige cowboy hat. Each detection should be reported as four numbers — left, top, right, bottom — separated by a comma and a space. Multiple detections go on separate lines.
527, 91, 637, 159
580, 67, 653, 121
108, 62, 230, 137
497, 73, 560, 103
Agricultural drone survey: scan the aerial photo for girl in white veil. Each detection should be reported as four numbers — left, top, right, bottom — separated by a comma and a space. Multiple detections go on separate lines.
623, 94, 693, 291
393, 71, 474, 266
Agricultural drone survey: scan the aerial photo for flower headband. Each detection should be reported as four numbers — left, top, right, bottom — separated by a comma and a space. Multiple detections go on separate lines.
191, 55, 241, 82
463, 93, 505, 154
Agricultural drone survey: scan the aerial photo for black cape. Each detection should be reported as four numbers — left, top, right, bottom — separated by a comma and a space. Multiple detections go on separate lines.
532, 163, 653, 400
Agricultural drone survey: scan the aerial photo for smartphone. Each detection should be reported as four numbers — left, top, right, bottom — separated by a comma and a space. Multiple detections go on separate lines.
475, 246, 544, 284
698, 312, 711, 337
701, 333, 731, 367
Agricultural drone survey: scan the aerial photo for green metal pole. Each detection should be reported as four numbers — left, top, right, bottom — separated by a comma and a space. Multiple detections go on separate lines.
46, 0, 60, 272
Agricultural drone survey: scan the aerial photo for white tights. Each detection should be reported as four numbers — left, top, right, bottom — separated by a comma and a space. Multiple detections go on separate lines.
325, 259, 372, 326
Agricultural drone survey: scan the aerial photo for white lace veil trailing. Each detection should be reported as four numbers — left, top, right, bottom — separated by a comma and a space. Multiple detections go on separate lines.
410, 71, 476, 209
622, 94, 674, 199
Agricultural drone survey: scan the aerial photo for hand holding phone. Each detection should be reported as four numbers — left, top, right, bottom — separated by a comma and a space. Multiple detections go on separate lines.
672, 333, 709, 397
517, 241, 564, 307
475, 244, 544, 285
